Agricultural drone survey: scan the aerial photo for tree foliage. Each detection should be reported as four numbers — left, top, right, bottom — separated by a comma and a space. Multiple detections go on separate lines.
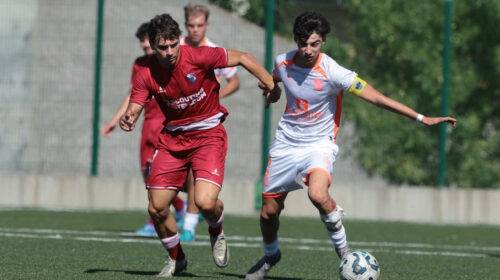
211, 0, 500, 188
342, 0, 500, 188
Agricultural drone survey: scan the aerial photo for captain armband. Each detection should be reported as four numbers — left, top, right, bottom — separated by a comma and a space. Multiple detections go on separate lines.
347, 76, 367, 96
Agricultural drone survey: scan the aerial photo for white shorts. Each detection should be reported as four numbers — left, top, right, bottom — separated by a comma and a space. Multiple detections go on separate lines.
262, 138, 339, 197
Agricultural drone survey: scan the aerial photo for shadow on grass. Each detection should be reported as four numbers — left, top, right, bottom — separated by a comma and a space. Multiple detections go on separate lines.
84, 268, 200, 277
219, 272, 303, 280
486, 253, 500, 258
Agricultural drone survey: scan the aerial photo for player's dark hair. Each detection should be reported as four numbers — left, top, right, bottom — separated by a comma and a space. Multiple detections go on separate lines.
148, 14, 182, 48
293, 11, 330, 41
135, 22, 149, 40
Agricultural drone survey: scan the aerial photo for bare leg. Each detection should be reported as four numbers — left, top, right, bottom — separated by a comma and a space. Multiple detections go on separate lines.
193, 179, 229, 267
148, 189, 179, 238
307, 170, 335, 215
193, 180, 222, 222
307, 170, 350, 258
260, 195, 286, 243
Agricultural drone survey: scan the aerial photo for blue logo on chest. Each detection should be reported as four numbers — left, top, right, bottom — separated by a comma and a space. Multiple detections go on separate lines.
186, 72, 196, 83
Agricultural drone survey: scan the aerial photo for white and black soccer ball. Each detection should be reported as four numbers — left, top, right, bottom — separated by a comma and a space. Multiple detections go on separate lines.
339, 251, 380, 280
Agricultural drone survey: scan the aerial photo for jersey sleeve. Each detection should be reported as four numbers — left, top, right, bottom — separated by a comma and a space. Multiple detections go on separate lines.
326, 58, 357, 93
129, 62, 150, 106
196, 46, 229, 70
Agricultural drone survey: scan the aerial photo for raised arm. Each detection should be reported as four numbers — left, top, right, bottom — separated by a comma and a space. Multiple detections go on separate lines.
219, 74, 240, 99
120, 102, 144, 132
353, 79, 456, 126
102, 91, 131, 137
226, 50, 281, 107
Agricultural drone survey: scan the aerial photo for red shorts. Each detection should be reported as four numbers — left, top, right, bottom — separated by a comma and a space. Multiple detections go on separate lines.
146, 124, 227, 190
140, 118, 164, 171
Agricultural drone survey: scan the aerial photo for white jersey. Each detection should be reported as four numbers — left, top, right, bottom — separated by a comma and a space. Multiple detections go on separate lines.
272, 50, 357, 145
180, 36, 237, 80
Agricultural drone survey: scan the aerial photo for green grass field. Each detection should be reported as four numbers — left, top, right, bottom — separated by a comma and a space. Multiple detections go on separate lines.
1, 208, 499, 279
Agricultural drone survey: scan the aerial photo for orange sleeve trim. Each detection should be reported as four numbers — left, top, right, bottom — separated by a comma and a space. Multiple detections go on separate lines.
303, 168, 332, 186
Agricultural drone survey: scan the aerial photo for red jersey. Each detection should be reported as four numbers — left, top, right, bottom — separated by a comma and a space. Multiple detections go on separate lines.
130, 45, 229, 127
130, 55, 164, 121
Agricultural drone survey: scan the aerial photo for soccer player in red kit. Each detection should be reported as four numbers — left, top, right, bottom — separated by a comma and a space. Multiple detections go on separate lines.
102, 22, 185, 236
120, 14, 281, 277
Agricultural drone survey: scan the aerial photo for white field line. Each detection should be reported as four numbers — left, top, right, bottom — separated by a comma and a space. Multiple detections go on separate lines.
2, 227, 499, 252
0, 227, 498, 258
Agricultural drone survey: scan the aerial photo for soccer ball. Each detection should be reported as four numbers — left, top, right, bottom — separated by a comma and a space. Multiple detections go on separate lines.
339, 251, 380, 280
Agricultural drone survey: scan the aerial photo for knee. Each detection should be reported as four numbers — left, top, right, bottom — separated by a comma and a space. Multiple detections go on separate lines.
260, 200, 281, 221
148, 202, 169, 222
194, 196, 217, 213
308, 188, 329, 206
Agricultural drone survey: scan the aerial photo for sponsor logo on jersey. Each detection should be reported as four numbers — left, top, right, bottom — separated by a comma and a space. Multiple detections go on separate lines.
165, 88, 207, 110
186, 72, 196, 82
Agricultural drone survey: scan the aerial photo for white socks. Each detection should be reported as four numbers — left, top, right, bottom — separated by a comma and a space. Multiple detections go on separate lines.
161, 233, 180, 249
328, 225, 348, 249
182, 212, 199, 233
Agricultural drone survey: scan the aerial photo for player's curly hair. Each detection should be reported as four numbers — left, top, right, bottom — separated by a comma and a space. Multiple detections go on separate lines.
148, 14, 182, 48
293, 11, 330, 41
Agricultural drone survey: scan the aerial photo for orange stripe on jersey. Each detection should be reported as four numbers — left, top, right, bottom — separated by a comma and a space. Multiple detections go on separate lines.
312, 53, 328, 80
333, 90, 343, 143
276, 57, 294, 69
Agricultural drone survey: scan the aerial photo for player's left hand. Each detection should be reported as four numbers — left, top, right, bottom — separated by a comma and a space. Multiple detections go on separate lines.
422, 116, 457, 127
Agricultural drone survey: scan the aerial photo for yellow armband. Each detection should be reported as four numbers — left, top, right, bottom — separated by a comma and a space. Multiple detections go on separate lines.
347, 76, 366, 96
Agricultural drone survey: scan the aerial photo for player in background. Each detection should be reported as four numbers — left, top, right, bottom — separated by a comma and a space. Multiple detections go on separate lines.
101, 23, 185, 236
178, 3, 241, 243
245, 11, 456, 280
120, 14, 281, 277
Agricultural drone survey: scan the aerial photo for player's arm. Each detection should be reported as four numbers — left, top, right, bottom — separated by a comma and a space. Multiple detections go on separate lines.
120, 102, 143, 132
349, 77, 456, 126
219, 74, 240, 99
102, 91, 131, 137
226, 49, 281, 107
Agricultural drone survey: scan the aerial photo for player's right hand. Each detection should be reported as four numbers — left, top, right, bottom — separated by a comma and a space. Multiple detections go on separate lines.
264, 84, 281, 108
120, 114, 135, 132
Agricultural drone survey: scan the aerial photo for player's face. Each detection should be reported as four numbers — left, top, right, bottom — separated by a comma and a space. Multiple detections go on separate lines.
154, 37, 180, 69
295, 32, 324, 67
185, 15, 209, 46
140, 36, 153, 55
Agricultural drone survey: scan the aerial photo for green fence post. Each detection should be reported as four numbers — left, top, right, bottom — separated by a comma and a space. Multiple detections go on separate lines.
91, 0, 105, 176
255, 0, 275, 210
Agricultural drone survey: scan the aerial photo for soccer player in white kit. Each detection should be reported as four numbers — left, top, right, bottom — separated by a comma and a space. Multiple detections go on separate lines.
245, 11, 456, 280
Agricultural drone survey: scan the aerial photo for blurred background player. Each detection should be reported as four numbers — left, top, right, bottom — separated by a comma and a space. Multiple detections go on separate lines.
245, 11, 456, 280
120, 13, 280, 276
178, 3, 241, 243
101, 22, 185, 236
